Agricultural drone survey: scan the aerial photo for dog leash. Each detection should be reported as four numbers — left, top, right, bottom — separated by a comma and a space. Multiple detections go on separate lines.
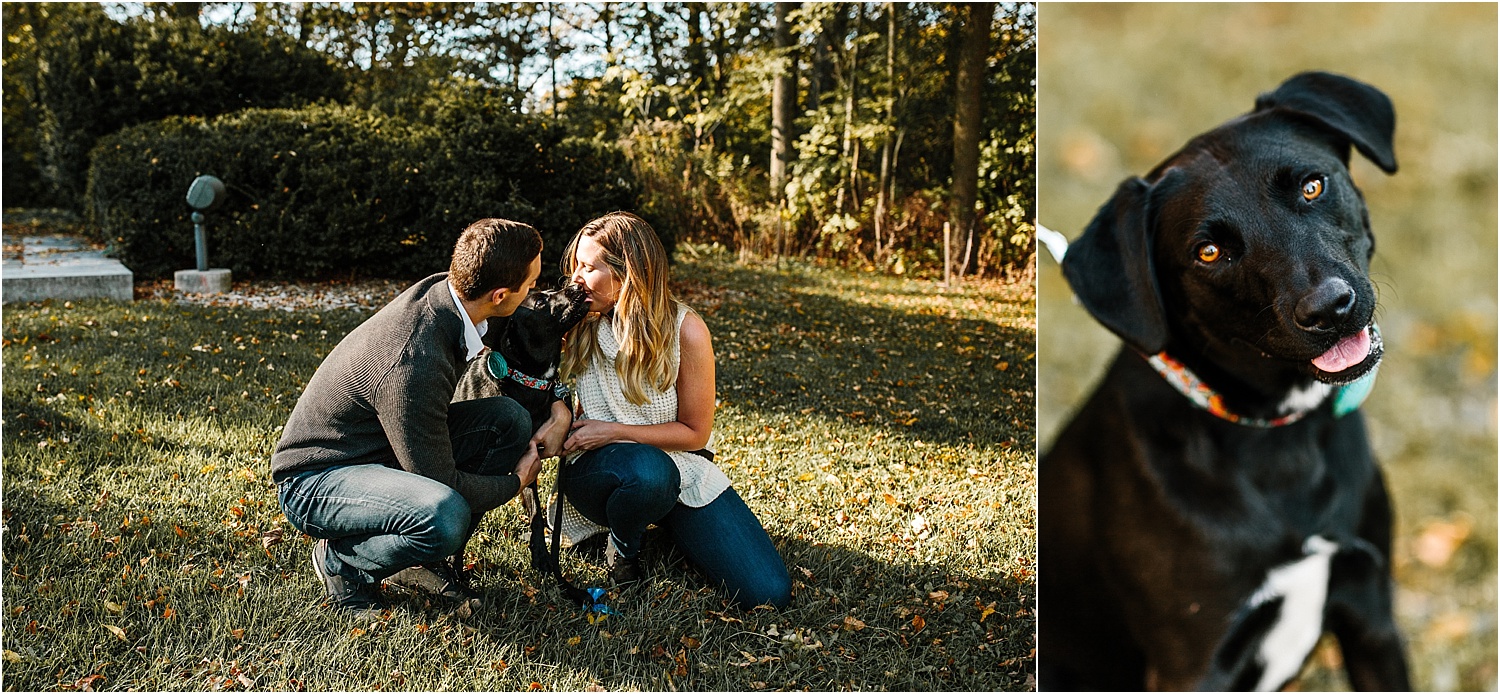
525, 471, 615, 615
1143, 328, 1380, 428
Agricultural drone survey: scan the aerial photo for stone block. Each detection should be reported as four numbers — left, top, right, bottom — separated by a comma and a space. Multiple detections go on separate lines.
174, 268, 233, 294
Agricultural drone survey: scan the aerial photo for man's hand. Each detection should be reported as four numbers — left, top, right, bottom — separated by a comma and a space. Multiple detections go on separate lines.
514, 441, 542, 488
532, 400, 572, 459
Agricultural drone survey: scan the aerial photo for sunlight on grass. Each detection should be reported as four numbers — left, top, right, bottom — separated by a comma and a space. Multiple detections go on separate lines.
2, 254, 1035, 691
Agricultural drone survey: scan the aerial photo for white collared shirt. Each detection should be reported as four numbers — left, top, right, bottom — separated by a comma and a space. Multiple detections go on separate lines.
447, 280, 489, 362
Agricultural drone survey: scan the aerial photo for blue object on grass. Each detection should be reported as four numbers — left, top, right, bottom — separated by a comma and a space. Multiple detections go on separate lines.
584, 587, 618, 623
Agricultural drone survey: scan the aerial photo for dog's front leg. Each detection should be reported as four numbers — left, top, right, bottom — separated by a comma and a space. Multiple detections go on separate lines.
1325, 541, 1411, 691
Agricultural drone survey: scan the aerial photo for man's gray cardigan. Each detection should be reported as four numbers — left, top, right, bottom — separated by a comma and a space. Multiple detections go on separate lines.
270, 273, 520, 513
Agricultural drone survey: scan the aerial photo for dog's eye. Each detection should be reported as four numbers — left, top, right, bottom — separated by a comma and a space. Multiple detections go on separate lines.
1196, 243, 1223, 263
1301, 176, 1325, 201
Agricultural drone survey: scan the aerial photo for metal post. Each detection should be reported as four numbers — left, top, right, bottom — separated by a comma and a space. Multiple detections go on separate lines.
192, 211, 208, 272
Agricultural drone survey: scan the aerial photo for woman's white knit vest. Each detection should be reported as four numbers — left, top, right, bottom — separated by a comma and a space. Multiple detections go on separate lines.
556, 303, 731, 544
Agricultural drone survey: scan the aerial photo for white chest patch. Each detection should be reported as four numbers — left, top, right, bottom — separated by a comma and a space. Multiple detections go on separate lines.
1247, 535, 1338, 691
1276, 381, 1335, 416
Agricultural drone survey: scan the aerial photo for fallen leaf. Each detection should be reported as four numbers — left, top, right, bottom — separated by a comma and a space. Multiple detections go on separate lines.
162, 606, 176, 620
103, 600, 125, 614
910, 512, 931, 540
928, 590, 950, 603
911, 614, 926, 633
681, 636, 701, 649
103, 624, 127, 641
882, 493, 899, 505
1427, 612, 1473, 642
230, 628, 245, 640
454, 600, 475, 619
350, 628, 366, 638
75, 674, 106, 692
3, 650, 21, 663
1414, 515, 1472, 568
842, 616, 866, 631
261, 529, 285, 551
996, 361, 1010, 371
566, 636, 582, 646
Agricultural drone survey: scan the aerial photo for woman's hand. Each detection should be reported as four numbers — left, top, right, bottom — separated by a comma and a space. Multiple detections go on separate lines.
562, 419, 632, 456
532, 399, 572, 459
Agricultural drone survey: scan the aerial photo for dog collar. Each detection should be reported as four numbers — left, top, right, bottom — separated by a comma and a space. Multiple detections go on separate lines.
1143, 339, 1379, 428
486, 351, 572, 400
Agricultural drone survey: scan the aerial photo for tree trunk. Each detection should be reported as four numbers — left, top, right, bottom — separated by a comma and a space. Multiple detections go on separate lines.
685, 4, 710, 147
807, 5, 843, 113
547, 4, 558, 119
875, 2, 897, 257
833, 4, 862, 218
769, 2, 799, 202
600, 2, 616, 67
950, 1, 992, 278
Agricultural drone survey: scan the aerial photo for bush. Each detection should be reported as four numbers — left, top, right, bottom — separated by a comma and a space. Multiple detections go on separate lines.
87, 102, 640, 280
17, 5, 347, 209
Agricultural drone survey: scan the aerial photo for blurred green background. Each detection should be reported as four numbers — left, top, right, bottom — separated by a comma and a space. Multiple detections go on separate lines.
1037, 3, 1496, 690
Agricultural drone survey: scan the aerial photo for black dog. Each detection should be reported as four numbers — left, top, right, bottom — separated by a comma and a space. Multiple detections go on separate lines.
1039, 72, 1410, 691
451, 281, 590, 574
474, 280, 591, 429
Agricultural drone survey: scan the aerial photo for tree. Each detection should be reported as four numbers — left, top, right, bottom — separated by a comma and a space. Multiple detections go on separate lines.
769, 2, 799, 202
949, 1, 994, 277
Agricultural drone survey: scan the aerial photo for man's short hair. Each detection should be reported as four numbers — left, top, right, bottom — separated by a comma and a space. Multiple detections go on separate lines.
449, 219, 543, 300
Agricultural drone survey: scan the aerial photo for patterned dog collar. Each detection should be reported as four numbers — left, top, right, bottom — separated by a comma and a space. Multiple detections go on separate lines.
486, 350, 572, 400
1143, 329, 1380, 428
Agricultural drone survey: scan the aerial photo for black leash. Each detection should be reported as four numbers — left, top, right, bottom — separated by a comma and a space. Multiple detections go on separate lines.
526, 463, 595, 607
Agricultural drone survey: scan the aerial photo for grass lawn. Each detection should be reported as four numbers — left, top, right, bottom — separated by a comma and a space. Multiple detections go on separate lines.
1, 249, 1036, 691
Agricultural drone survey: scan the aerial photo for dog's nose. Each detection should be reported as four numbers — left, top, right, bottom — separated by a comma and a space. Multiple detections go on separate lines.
1294, 277, 1356, 332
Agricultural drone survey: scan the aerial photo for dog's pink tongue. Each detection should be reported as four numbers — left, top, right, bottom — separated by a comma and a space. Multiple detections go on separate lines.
1312, 327, 1371, 373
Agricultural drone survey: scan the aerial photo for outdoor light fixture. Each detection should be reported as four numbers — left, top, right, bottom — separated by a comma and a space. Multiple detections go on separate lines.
174, 174, 232, 294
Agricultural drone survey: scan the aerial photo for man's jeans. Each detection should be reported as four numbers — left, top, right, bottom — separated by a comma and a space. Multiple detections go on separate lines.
277, 397, 531, 585
561, 442, 792, 609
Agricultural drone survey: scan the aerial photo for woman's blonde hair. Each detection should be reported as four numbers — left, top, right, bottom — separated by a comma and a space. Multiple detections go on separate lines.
560, 212, 679, 405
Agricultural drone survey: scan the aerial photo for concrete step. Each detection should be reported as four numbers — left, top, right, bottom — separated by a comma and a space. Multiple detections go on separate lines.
2, 234, 133, 303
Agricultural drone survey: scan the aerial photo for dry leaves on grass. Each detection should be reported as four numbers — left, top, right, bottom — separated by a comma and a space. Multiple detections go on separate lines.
1413, 514, 1473, 568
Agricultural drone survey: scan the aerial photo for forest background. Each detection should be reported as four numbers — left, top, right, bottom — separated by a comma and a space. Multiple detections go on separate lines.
2, 2, 1035, 282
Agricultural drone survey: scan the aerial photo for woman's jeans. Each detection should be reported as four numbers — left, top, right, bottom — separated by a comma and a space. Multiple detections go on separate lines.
277, 397, 531, 585
561, 443, 792, 609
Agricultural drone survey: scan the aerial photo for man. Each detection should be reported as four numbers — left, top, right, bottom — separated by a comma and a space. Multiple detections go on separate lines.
271, 218, 570, 615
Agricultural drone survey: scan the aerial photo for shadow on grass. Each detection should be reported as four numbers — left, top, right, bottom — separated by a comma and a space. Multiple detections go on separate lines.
2, 260, 1037, 691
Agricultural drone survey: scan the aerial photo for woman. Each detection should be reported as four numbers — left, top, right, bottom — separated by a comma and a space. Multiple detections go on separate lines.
555, 211, 791, 610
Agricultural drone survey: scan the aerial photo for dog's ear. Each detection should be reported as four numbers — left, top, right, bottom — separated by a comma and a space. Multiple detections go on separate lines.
1254, 71, 1397, 174
1062, 177, 1170, 354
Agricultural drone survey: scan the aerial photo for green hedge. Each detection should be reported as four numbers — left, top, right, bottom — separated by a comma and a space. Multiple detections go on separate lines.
9, 4, 347, 208
86, 101, 641, 280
